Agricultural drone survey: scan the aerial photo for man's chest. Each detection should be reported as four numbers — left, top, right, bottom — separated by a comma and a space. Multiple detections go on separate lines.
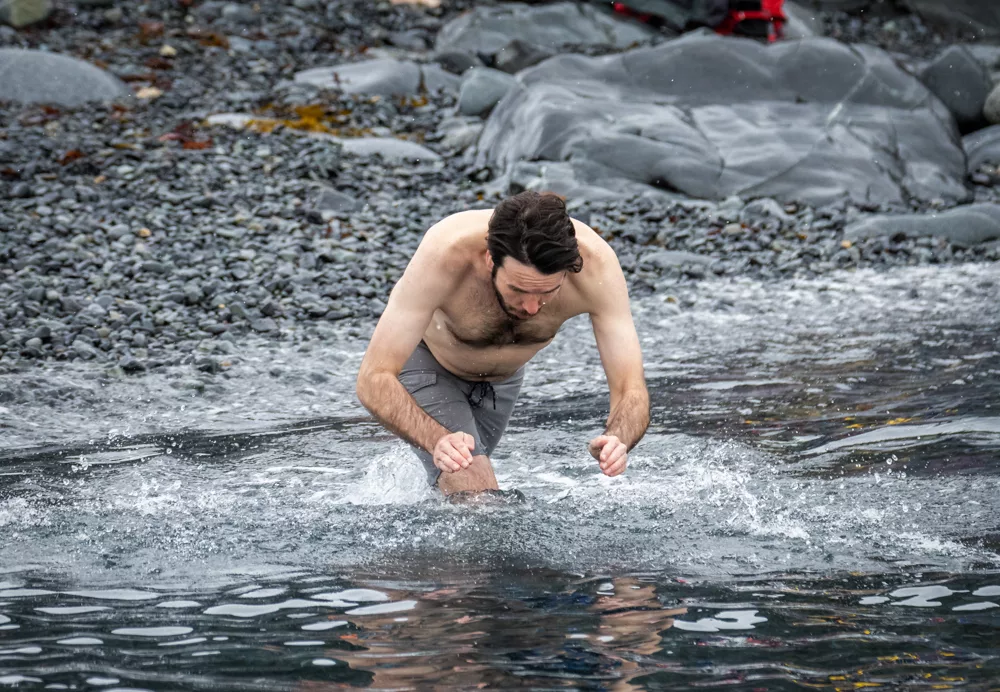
440, 281, 568, 348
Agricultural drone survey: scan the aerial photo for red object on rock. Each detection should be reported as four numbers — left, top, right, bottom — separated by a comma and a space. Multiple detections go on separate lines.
715, 0, 786, 42
612, 2, 654, 23
612, 0, 786, 42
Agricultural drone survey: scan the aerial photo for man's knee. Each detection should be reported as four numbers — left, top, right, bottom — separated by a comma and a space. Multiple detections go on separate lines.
437, 454, 498, 495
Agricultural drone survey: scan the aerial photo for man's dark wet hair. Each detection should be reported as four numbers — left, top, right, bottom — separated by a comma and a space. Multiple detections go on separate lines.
487, 191, 583, 276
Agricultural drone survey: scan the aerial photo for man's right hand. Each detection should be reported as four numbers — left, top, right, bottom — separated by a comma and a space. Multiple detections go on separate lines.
433, 431, 476, 473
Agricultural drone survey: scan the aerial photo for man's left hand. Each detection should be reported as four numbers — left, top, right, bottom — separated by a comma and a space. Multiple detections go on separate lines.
588, 435, 627, 477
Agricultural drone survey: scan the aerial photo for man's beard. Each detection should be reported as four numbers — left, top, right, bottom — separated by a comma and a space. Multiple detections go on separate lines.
491, 266, 529, 321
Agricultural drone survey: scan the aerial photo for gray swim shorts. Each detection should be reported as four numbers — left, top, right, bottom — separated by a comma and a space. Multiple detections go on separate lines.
398, 341, 524, 486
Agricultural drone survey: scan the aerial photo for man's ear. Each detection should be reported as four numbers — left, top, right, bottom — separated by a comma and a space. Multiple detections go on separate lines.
484, 251, 494, 271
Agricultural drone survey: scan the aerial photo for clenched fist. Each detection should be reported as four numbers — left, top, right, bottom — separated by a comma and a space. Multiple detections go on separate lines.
588, 434, 627, 477
434, 431, 476, 473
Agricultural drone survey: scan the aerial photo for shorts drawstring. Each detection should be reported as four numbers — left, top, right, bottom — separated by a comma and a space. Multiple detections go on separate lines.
468, 381, 496, 410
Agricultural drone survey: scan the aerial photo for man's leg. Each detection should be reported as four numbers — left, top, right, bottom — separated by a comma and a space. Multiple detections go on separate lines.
436, 454, 498, 495
398, 344, 497, 492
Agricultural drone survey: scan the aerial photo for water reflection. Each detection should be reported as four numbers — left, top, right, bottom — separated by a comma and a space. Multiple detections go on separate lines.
0, 567, 998, 689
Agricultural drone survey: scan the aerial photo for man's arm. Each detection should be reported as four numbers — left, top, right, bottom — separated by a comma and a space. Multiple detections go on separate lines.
355, 220, 474, 472
584, 242, 649, 476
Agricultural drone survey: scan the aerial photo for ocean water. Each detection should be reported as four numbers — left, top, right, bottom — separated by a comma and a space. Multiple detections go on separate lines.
1, 263, 998, 690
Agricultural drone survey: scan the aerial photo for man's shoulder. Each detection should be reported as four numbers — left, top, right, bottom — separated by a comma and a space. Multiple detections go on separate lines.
571, 218, 620, 276
410, 209, 489, 277
419, 209, 490, 246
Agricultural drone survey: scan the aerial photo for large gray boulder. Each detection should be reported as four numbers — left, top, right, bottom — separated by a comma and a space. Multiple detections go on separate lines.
844, 204, 1000, 247
0, 48, 131, 106
918, 45, 993, 133
475, 33, 969, 207
293, 58, 459, 96
901, 0, 1000, 39
436, 2, 657, 69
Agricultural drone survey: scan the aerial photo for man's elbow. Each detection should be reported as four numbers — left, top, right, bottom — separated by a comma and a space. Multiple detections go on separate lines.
355, 370, 376, 410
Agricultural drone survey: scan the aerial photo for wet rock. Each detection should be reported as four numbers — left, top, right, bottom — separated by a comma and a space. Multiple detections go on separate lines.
9, 181, 32, 198
72, 339, 98, 360
493, 38, 555, 74
642, 250, 713, 270
435, 2, 657, 65
985, 83, 1000, 125
0, 0, 51, 27
221, 2, 257, 25
293, 58, 458, 97
809, 0, 873, 9
311, 186, 360, 214
0, 49, 131, 106
388, 30, 429, 52
901, 0, 1000, 39
196, 356, 222, 373
783, 1, 822, 39
458, 67, 518, 117
295, 58, 422, 95
964, 125, 1000, 180
435, 116, 484, 154
250, 317, 278, 333
918, 45, 992, 132
334, 136, 441, 162
844, 204, 1000, 247
740, 198, 794, 229
477, 34, 969, 207
119, 355, 146, 373
432, 49, 484, 75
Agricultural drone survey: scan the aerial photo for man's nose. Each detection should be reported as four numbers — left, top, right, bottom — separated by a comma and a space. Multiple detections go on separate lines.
523, 298, 540, 315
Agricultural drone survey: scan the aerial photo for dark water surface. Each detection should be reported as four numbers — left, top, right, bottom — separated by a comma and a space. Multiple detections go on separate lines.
1, 265, 999, 689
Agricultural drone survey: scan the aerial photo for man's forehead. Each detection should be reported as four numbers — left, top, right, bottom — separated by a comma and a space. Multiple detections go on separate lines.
500, 262, 564, 292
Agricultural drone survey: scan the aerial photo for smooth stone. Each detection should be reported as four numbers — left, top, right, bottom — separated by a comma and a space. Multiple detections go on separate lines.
221, 2, 256, 24
844, 204, 1000, 248
918, 45, 993, 132
0, 0, 51, 27
250, 317, 278, 333
964, 124, 1000, 170
985, 83, 1000, 124
421, 62, 461, 94
388, 30, 428, 52
435, 116, 484, 153
435, 1, 657, 60
333, 136, 440, 162
294, 58, 422, 96
432, 49, 483, 75
72, 339, 98, 359
642, 250, 713, 269
493, 38, 554, 74
312, 186, 360, 213
0, 48, 131, 106
458, 67, 518, 117
902, 0, 1000, 39
783, 1, 821, 39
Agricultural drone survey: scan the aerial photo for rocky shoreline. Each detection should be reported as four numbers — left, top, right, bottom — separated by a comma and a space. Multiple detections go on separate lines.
2, 0, 999, 375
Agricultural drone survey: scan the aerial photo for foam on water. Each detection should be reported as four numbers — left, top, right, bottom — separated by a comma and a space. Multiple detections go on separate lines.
0, 263, 997, 583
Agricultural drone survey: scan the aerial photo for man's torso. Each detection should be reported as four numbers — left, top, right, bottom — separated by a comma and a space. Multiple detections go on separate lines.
420, 209, 603, 381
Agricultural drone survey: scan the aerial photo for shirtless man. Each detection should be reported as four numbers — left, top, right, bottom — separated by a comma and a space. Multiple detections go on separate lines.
355, 191, 649, 495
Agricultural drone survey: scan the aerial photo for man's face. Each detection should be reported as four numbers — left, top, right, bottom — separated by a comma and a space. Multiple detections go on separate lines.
491, 258, 564, 321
